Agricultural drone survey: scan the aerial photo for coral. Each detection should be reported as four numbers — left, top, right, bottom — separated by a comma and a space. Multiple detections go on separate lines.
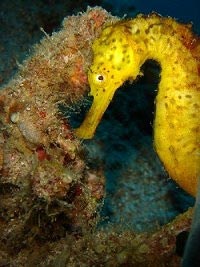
0, 6, 113, 263
2, 208, 194, 267
75, 13, 200, 197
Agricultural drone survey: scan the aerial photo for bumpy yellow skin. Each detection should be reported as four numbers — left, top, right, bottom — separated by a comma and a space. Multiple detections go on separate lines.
75, 14, 200, 197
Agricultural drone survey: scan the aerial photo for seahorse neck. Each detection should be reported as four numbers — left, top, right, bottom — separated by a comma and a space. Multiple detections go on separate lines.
126, 16, 200, 196
127, 17, 198, 82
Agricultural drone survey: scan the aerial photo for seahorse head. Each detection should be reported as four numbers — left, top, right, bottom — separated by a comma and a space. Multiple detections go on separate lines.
75, 23, 142, 139
88, 23, 140, 98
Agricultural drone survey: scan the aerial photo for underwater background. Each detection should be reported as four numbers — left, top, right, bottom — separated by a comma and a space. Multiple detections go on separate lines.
0, 0, 199, 232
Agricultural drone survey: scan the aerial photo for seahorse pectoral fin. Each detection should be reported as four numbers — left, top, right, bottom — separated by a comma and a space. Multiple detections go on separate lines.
74, 86, 116, 139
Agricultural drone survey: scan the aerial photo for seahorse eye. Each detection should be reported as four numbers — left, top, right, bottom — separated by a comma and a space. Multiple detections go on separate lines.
96, 74, 104, 82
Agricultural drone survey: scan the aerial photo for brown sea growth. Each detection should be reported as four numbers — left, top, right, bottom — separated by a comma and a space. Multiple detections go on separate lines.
0, 7, 111, 265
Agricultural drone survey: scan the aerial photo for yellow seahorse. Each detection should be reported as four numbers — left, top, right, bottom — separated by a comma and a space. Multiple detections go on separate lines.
75, 13, 200, 197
